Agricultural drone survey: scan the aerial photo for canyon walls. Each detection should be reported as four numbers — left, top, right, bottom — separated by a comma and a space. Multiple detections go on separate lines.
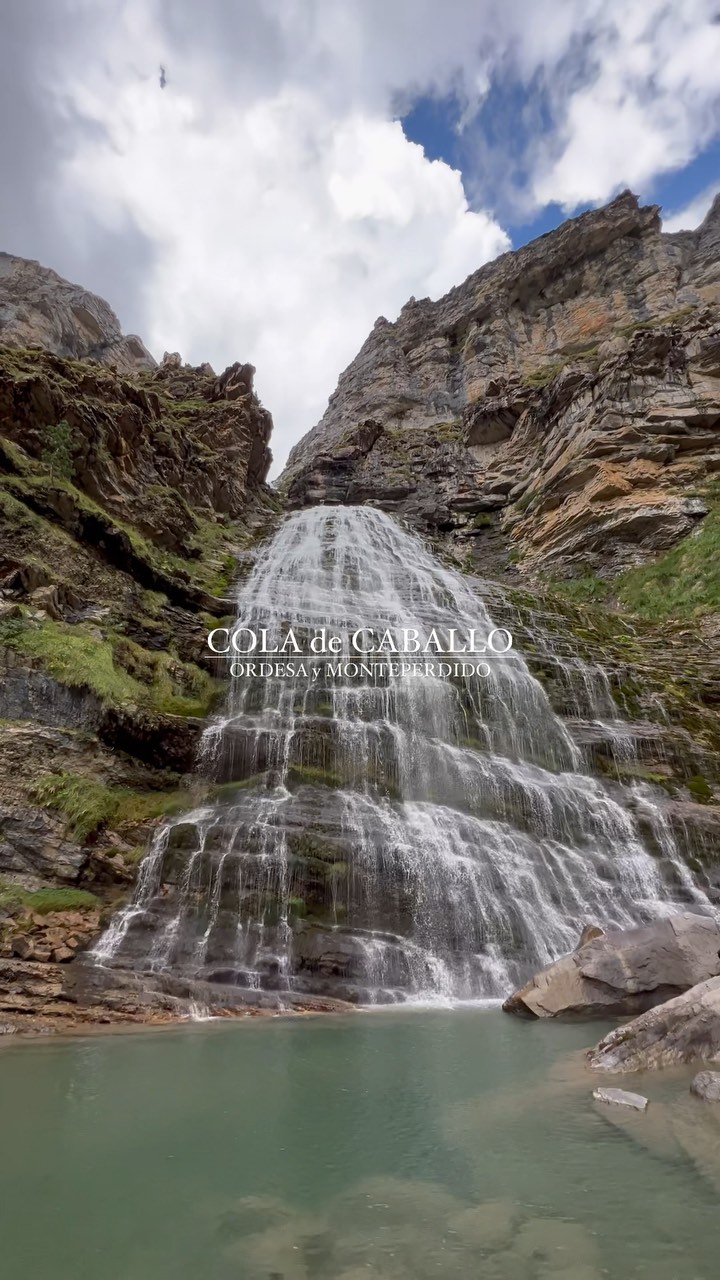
281, 192, 720, 580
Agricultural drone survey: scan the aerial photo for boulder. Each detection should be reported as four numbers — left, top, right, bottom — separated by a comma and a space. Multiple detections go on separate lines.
690, 1071, 720, 1101
588, 976, 720, 1072
592, 1087, 649, 1112
503, 914, 720, 1018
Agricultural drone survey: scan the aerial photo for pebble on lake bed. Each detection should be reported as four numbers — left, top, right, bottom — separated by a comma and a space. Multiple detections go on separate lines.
592, 1087, 649, 1112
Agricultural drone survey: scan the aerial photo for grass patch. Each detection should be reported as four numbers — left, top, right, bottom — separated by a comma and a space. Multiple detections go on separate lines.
0, 613, 139, 705
0, 881, 100, 914
547, 483, 720, 621
687, 775, 713, 804
612, 487, 720, 620
31, 772, 190, 841
550, 575, 610, 604
522, 361, 565, 389
0, 612, 221, 716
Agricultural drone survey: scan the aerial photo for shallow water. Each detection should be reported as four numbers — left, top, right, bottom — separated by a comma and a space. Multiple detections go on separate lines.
1, 1010, 719, 1279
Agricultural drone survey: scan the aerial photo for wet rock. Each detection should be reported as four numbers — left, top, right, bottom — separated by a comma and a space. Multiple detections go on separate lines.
503, 913, 720, 1018
690, 1071, 720, 1101
592, 1087, 649, 1111
588, 975, 720, 1072
514, 1217, 599, 1268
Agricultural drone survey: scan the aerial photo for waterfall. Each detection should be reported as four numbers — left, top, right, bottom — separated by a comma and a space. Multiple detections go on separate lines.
93, 506, 716, 1006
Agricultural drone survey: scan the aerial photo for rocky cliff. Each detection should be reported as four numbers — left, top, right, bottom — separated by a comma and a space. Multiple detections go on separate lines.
0, 252, 157, 373
281, 192, 720, 579
0, 257, 280, 1029
278, 191, 720, 955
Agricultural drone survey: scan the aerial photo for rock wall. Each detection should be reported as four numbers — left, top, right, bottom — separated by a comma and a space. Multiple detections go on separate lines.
281, 192, 720, 577
0, 252, 157, 373
0, 259, 280, 1028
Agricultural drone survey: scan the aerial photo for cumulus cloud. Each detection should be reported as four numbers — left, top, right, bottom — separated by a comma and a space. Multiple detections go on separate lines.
35, 0, 517, 471
531, 1, 720, 210
58, 77, 508, 472
2, 0, 720, 471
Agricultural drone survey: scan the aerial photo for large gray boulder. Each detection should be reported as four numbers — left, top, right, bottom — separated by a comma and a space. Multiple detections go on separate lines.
502, 913, 720, 1018
588, 976, 720, 1073
690, 1071, 720, 1101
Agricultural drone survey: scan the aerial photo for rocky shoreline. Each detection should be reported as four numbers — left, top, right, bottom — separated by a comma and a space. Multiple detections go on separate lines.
504, 912, 720, 1080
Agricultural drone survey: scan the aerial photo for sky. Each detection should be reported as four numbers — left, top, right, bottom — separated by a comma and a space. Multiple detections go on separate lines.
1, 1, 719, 475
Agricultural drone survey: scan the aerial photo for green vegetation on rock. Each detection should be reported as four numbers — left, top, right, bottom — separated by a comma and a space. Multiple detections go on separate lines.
0, 880, 100, 914
30, 772, 190, 841
0, 611, 221, 716
612, 490, 720, 620
41, 419, 75, 481
522, 361, 565, 389
549, 483, 720, 621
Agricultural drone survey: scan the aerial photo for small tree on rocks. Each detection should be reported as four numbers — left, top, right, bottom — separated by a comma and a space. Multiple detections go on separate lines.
42, 419, 74, 481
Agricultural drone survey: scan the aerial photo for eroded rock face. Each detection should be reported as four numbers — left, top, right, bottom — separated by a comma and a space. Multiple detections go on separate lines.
0, 252, 156, 372
281, 192, 720, 577
588, 976, 720, 1072
502, 914, 720, 1018
0, 264, 281, 1030
0, 347, 273, 539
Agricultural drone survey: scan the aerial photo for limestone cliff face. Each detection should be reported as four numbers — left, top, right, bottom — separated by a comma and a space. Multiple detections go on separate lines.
0, 253, 156, 373
0, 262, 280, 1028
281, 192, 720, 577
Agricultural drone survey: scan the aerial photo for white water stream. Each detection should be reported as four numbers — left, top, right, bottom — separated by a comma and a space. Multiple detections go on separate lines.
93, 506, 714, 1004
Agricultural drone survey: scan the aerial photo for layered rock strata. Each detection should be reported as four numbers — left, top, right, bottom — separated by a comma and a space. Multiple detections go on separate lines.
281, 192, 720, 578
588, 975, 720, 1072
0, 258, 280, 1029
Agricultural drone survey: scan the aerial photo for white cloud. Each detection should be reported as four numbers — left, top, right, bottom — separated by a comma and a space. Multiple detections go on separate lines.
663, 183, 720, 232
19, 0, 720, 474
48, 2, 512, 473
532, 1, 720, 210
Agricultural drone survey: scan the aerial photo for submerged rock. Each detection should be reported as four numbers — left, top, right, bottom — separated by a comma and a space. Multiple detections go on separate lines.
592, 1087, 649, 1112
588, 976, 720, 1072
502, 913, 720, 1018
690, 1071, 720, 1101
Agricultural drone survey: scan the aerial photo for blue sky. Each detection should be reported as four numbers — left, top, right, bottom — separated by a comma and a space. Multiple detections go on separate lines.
402, 85, 720, 248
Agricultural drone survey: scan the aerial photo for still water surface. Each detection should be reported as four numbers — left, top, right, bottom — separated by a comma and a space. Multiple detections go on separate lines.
1, 1009, 719, 1279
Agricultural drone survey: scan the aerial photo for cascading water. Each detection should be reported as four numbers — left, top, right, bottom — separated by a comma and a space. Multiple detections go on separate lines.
93, 506, 716, 1005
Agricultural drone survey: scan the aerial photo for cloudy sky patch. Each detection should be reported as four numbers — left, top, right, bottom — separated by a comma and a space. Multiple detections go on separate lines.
2, 0, 719, 470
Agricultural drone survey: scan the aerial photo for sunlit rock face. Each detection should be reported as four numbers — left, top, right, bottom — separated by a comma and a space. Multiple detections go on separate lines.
280, 192, 720, 577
